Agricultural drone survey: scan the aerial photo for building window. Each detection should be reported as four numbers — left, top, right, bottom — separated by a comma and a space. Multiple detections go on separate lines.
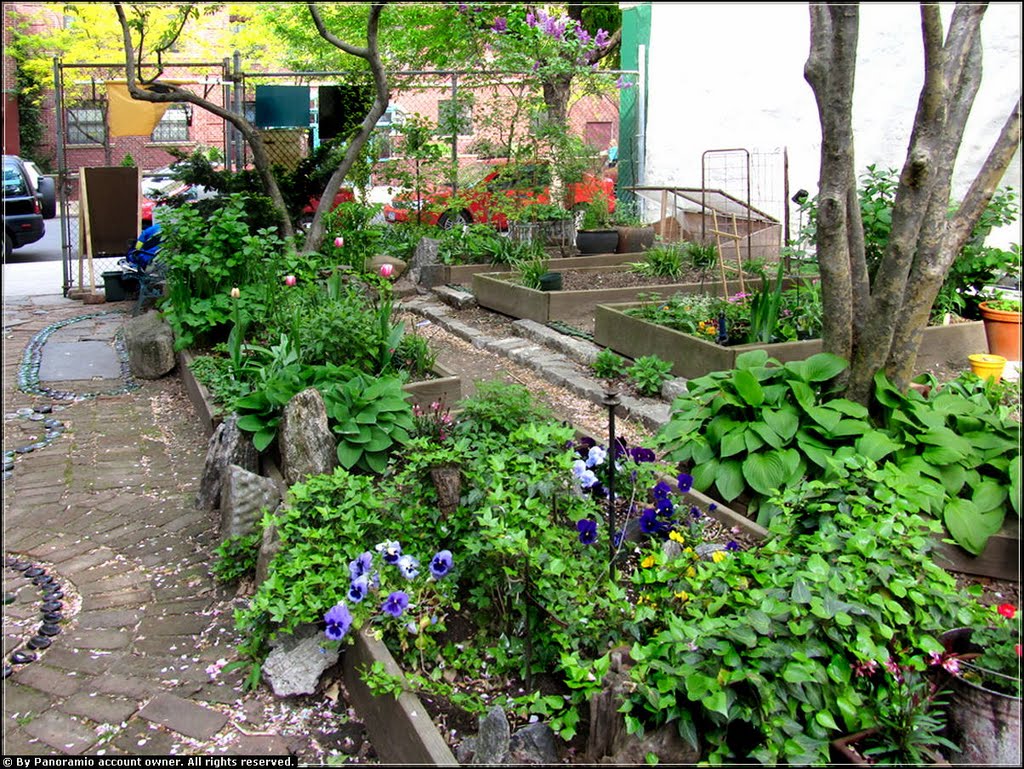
67, 104, 106, 145
151, 104, 190, 143
438, 98, 473, 136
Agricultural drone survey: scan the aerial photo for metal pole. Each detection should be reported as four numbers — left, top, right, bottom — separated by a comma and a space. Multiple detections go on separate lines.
450, 72, 459, 198
53, 56, 72, 296
233, 51, 243, 171
604, 388, 620, 579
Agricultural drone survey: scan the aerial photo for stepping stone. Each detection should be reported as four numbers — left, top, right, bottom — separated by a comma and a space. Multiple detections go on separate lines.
42, 612, 63, 623
27, 636, 52, 650
11, 651, 37, 664
34, 405, 52, 414
42, 589, 64, 600
39, 624, 62, 637
2, 665, 11, 679
42, 601, 62, 612
3, 593, 14, 605
24, 567, 44, 577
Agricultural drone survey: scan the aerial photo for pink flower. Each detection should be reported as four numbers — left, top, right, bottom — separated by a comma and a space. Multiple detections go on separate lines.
334, 236, 345, 248
379, 263, 394, 278
1016, 644, 1022, 657
283, 275, 296, 286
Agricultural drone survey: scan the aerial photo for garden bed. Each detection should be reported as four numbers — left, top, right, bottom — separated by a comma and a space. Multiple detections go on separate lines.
594, 301, 987, 380
178, 349, 462, 438
472, 265, 770, 326
417, 252, 648, 289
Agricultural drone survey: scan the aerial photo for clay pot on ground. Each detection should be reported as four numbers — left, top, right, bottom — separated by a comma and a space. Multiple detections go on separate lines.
978, 300, 1022, 361
614, 225, 655, 254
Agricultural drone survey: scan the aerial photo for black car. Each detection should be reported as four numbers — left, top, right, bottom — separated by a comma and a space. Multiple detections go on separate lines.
4, 154, 46, 257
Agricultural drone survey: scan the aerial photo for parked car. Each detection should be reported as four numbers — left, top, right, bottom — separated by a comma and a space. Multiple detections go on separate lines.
21, 159, 57, 219
3, 154, 46, 257
383, 161, 615, 230
141, 175, 217, 227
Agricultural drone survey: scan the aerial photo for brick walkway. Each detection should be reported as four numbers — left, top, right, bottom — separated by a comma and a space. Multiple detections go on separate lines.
1, 296, 323, 757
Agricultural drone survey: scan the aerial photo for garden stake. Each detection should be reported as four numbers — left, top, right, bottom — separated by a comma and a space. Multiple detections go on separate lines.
717, 310, 728, 345
603, 387, 620, 579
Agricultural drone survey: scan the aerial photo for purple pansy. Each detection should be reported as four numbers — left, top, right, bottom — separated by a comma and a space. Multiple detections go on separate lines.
349, 551, 373, 581
652, 480, 673, 500
576, 518, 598, 545
376, 540, 402, 565
397, 554, 420, 580
429, 550, 454, 579
348, 574, 370, 604
677, 473, 694, 493
324, 602, 352, 641
382, 591, 410, 618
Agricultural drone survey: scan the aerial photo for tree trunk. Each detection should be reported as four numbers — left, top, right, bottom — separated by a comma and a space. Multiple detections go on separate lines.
807, 2, 1019, 403
303, 2, 389, 254
113, 3, 294, 241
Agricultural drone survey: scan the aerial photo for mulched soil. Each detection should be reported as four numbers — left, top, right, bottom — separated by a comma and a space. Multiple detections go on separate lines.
558, 265, 731, 291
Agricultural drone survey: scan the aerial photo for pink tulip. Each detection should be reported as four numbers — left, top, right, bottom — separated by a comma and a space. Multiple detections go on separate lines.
379, 263, 395, 278
284, 275, 297, 286
334, 236, 345, 248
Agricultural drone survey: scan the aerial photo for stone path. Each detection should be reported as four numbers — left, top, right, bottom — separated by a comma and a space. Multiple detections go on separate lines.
2, 297, 354, 758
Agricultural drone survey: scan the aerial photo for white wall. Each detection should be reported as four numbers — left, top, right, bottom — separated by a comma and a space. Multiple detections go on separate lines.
644, 2, 1021, 248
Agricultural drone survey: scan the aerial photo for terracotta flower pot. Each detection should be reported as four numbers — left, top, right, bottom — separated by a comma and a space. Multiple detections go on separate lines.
978, 301, 1022, 361
614, 225, 655, 254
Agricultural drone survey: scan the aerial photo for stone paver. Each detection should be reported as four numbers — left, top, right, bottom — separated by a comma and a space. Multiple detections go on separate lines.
22, 709, 100, 754
138, 692, 229, 740
61, 692, 140, 725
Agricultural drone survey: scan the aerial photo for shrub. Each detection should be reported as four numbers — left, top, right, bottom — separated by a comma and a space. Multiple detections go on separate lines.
628, 355, 672, 396
592, 348, 628, 379
630, 242, 686, 279
456, 381, 553, 436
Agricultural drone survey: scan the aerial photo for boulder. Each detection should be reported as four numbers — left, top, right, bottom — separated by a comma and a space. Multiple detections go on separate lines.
220, 464, 281, 541
458, 705, 511, 765
196, 415, 259, 512
509, 722, 559, 764
406, 237, 441, 285
261, 624, 339, 697
279, 388, 338, 487
255, 521, 281, 586
365, 254, 408, 278
124, 310, 175, 379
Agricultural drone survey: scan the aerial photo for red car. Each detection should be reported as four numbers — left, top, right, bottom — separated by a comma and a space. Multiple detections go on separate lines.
383, 162, 615, 229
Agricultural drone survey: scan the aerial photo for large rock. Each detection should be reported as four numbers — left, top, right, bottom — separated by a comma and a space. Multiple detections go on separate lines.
124, 310, 175, 379
255, 522, 281, 586
279, 388, 337, 487
196, 415, 259, 512
365, 254, 408, 278
510, 722, 559, 764
220, 464, 282, 541
458, 705, 511, 765
407, 237, 441, 285
261, 624, 339, 697
588, 647, 701, 764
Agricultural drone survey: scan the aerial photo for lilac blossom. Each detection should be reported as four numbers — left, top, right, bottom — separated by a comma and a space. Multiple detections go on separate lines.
594, 28, 610, 48
324, 602, 353, 641
615, 76, 634, 90
492, 16, 507, 33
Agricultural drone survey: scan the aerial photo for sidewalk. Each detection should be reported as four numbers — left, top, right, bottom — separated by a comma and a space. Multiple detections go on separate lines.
1, 296, 337, 757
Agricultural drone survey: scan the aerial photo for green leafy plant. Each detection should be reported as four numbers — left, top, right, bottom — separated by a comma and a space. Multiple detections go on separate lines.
630, 242, 685, 279
579, 191, 614, 230
213, 532, 261, 583
628, 355, 672, 396
513, 252, 550, 289
592, 348, 628, 379
455, 381, 553, 436
746, 260, 786, 344
617, 456, 976, 764
323, 374, 414, 474
983, 294, 1022, 312
684, 240, 718, 269
956, 600, 1022, 697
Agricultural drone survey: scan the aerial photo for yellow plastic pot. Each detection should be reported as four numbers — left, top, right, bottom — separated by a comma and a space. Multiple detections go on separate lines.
968, 353, 1007, 383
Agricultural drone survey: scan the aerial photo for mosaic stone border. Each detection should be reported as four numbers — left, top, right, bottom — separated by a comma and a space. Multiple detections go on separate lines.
18, 311, 140, 400
2, 405, 68, 481
3, 556, 70, 679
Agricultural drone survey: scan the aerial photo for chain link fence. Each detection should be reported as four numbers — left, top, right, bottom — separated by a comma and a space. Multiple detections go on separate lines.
53, 58, 636, 294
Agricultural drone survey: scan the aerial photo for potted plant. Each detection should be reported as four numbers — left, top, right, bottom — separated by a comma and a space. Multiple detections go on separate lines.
978, 294, 1021, 361
937, 601, 1022, 766
576, 193, 619, 255
612, 200, 655, 254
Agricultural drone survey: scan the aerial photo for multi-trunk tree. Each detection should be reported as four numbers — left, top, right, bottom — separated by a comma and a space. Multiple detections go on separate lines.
806, 3, 1020, 402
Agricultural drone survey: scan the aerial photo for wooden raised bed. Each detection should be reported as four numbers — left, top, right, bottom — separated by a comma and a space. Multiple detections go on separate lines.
473, 266, 763, 325
594, 301, 987, 380
179, 350, 461, 437
418, 252, 646, 288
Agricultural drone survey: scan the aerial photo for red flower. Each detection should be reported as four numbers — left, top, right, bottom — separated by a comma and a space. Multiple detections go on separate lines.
1017, 644, 1022, 657
997, 603, 1017, 619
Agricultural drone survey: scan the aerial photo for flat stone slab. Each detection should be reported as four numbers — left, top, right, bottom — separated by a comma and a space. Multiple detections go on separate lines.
23, 709, 100, 754
38, 341, 122, 381
138, 692, 229, 740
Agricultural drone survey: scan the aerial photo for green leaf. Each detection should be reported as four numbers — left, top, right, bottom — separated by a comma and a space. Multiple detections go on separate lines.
742, 451, 791, 496
337, 442, 362, 469
735, 349, 770, 369
750, 422, 784, 450
805, 406, 842, 433
786, 352, 848, 382
253, 428, 275, 452
972, 480, 1007, 514
236, 414, 270, 432
762, 408, 800, 443
733, 368, 764, 406
1010, 455, 1021, 516
702, 690, 730, 718
944, 498, 1004, 555
720, 430, 747, 459
715, 459, 746, 502
363, 450, 388, 474
815, 711, 839, 731
855, 431, 902, 462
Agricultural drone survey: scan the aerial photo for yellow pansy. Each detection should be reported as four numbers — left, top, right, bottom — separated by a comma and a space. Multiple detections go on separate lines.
641, 555, 656, 568
674, 591, 689, 602
712, 551, 728, 563
669, 531, 686, 545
